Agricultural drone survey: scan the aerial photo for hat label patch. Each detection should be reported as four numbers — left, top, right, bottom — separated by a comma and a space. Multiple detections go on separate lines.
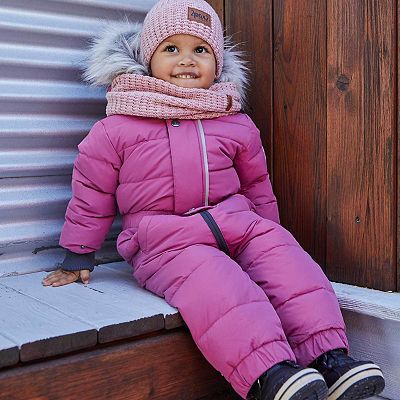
188, 7, 212, 28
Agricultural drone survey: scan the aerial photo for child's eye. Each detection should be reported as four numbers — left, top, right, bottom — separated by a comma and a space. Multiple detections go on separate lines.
195, 46, 208, 53
165, 45, 177, 52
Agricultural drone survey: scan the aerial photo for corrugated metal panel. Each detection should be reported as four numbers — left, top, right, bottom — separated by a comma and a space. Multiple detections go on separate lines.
0, 0, 158, 276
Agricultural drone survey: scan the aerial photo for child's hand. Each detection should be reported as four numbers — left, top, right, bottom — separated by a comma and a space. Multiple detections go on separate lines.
42, 268, 90, 287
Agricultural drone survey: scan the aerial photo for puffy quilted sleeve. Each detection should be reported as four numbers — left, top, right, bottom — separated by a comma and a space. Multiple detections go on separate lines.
59, 120, 121, 254
233, 115, 280, 224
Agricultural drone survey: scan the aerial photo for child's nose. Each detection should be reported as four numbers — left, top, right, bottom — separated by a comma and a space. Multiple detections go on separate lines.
178, 54, 196, 66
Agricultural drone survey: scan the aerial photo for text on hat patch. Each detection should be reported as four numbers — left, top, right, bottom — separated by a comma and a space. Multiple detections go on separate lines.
188, 7, 212, 28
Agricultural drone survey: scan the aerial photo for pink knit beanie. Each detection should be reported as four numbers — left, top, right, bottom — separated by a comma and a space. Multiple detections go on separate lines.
140, 0, 224, 79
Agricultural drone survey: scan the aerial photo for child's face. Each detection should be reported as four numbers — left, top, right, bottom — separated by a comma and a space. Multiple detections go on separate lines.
150, 34, 217, 89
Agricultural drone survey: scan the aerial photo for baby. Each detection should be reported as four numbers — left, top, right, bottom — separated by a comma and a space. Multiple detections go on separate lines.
42, 1, 385, 399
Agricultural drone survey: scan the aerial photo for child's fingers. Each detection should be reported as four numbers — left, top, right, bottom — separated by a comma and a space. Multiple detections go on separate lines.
43, 268, 62, 278
79, 270, 90, 284
42, 269, 64, 285
42, 269, 79, 286
50, 273, 78, 287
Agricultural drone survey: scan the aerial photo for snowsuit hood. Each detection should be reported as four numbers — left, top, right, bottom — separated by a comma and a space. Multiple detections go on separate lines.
80, 20, 251, 108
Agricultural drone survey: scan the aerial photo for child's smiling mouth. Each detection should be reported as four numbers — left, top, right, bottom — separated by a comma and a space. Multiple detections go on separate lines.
173, 73, 199, 79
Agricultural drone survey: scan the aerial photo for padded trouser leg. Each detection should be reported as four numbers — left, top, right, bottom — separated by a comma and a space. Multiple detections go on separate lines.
233, 217, 348, 366
134, 242, 296, 399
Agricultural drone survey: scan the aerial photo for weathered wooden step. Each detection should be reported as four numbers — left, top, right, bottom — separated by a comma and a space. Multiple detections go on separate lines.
0, 330, 236, 400
0, 261, 182, 367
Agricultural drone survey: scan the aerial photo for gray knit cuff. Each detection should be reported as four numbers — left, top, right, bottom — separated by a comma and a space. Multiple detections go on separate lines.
61, 250, 95, 272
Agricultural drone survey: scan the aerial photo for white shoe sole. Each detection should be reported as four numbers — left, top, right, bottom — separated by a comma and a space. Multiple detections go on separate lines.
327, 363, 385, 400
274, 367, 328, 400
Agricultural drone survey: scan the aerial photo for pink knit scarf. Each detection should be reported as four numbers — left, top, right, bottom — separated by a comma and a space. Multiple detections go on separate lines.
106, 73, 241, 120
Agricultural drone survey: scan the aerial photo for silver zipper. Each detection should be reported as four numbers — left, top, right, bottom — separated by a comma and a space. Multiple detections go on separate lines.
197, 120, 209, 206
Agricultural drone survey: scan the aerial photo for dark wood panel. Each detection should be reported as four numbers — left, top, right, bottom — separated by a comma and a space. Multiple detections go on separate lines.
397, 0, 400, 292
198, 389, 241, 400
206, 0, 224, 25
273, 0, 327, 266
0, 330, 233, 400
225, 0, 274, 177
326, 0, 396, 290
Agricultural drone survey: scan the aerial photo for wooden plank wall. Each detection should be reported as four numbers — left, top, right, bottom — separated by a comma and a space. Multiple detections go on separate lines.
208, 0, 398, 291
273, 0, 327, 268
326, 0, 396, 291
398, 1, 400, 293
208, 0, 274, 166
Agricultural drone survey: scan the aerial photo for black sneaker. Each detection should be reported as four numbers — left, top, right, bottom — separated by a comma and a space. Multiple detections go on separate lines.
309, 349, 385, 400
247, 360, 328, 400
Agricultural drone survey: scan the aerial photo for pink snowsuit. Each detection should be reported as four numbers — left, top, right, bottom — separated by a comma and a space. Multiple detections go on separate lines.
60, 111, 348, 399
